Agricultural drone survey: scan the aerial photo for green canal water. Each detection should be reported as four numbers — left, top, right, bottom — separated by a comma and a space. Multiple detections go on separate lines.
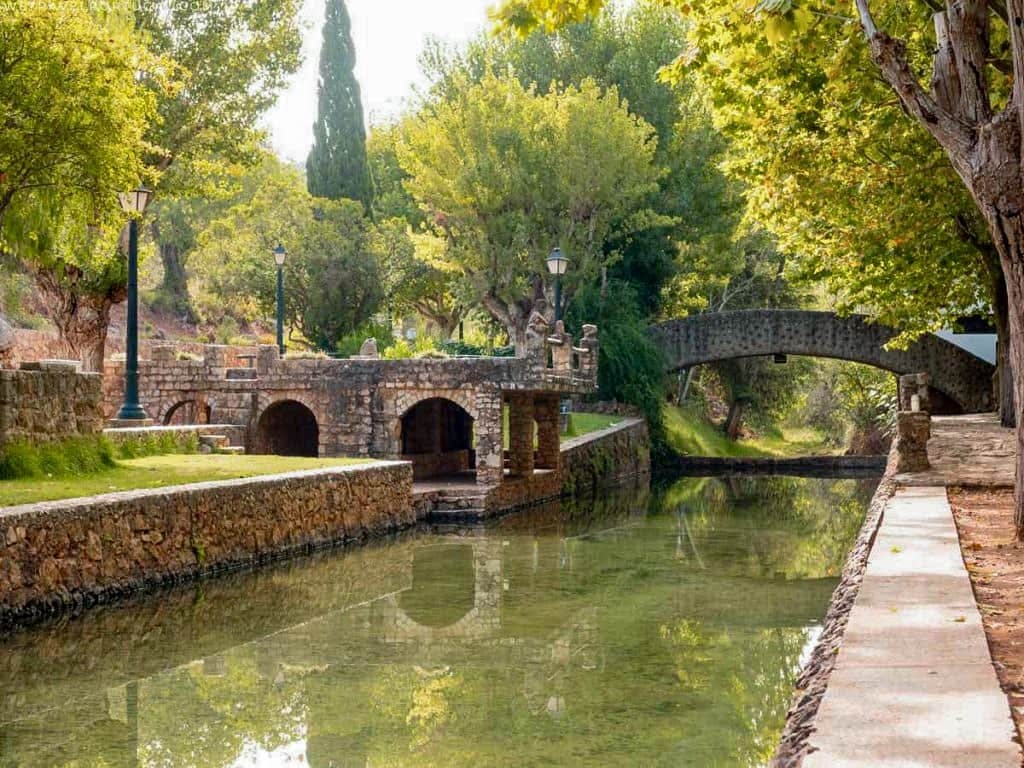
0, 475, 876, 767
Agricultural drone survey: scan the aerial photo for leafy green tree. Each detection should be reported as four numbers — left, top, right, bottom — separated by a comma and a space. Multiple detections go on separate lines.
193, 156, 384, 351
0, 3, 158, 369
138, 0, 303, 318
397, 74, 660, 351
306, 0, 372, 207
0, 3, 153, 226
567, 280, 668, 453
492, 0, 1024, 534
423, 4, 737, 315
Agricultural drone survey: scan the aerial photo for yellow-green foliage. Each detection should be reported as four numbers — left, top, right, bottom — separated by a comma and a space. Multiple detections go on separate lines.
0, 436, 117, 481
114, 431, 200, 460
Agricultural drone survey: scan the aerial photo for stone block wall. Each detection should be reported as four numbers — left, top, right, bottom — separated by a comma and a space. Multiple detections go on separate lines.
9, 327, 258, 373
0, 461, 413, 627
560, 417, 651, 496
0, 365, 103, 447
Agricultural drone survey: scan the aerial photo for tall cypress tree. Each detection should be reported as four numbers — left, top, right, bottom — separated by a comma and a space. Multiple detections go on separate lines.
306, 0, 371, 206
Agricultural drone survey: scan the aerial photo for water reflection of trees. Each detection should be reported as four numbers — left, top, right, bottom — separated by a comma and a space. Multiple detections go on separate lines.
0, 476, 873, 767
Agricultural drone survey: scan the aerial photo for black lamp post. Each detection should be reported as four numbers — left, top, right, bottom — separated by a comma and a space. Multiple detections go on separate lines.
546, 247, 569, 322
273, 244, 287, 356
115, 186, 152, 421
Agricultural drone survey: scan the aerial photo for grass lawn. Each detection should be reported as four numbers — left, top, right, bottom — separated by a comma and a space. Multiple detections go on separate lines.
0, 454, 371, 508
664, 405, 837, 458
563, 412, 623, 440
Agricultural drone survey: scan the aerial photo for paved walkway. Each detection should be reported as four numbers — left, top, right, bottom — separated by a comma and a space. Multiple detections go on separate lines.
806, 483, 1021, 767
895, 413, 1015, 488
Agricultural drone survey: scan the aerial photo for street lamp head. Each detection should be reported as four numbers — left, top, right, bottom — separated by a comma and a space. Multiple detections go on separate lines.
546, 247, 568, 276
117, 185, 152, 215
273, 243, 287, 267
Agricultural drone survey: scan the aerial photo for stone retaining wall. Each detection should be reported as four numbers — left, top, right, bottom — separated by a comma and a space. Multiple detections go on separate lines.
560, 418, 651, 496
0, 461, 412, 628
103, 424, 247, 450
0, 364, 103, 447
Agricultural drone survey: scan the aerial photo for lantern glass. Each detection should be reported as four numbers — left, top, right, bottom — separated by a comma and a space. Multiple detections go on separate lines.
546, 247, 568, 276
118, 186, 151, 215
273, 244, 287, 267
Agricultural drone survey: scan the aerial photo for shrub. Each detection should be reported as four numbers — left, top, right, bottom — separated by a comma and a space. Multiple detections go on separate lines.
566, 280, 668, 457
113, 430, 199, 460
438, 340, 516, 357
0, 436, 117, 480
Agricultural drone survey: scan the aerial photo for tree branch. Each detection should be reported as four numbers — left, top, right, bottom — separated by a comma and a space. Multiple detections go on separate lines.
854, 0, 976, 155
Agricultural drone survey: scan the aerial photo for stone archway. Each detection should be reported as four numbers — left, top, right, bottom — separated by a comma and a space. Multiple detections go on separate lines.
400, 397, 475, 480
256, 400, 319, 457
648, 309, 995, 413
162, 399, 211, 426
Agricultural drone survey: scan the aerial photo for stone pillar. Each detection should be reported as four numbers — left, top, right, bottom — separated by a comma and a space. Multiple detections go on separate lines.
896, 410, 931, 472
475, 387, 504, 486
508, 394, 535, 477
548, 321, 573, 374
899, 373, 931, 413
256, 345, 279, 376
535, 394, 561, 471
577, 324, 599, 385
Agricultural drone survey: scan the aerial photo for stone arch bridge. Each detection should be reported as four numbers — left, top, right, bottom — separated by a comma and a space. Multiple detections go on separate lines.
103, 318, 599, 507
648, 309, 995, 413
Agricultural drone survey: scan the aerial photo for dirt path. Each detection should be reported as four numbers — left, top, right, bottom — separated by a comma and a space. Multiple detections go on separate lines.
951, 488, 1024, 760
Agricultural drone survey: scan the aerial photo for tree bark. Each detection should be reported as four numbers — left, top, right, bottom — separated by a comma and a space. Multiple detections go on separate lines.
993, 268, 1016, 426
158, 241, 194, 321
979, 204, 1024, 537
34, 265, 123, 372
724, 399, 745, 441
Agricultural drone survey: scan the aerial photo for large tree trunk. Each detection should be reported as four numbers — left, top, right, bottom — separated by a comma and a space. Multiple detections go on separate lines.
34, 265, 124, 373
724, 399, 745, 441
993, 268, 1016, 426
982, 207, 1024, 537
158, 241, 194, 322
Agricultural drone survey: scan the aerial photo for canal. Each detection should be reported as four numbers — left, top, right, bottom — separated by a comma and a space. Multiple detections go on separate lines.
0, 474, 876, 767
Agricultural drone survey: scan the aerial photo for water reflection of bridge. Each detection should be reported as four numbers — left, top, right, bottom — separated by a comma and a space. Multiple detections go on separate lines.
0, 480, 862, 767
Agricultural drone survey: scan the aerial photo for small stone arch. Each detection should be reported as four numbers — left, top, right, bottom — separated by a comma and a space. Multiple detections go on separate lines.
162, 399, 211, 426
399, 397, 475, 480
256, 399, 319, 457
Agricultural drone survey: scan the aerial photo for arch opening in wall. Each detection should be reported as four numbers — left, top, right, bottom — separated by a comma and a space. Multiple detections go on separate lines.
400, 397, 475, 481
163, 399, 212, 426
256, 400, 319, 457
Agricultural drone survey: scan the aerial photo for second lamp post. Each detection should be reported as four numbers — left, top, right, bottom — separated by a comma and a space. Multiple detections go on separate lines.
115, 186, 152, 421
546, 247, 569, 322
273, 244, 287, 357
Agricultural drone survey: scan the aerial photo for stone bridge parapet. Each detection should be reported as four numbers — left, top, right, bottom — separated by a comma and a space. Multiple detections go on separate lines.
649, 310, 993, 413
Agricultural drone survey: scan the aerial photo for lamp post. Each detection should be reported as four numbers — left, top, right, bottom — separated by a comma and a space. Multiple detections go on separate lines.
546, 247, 569, 322
273, 244, 287, 356
115, 186, 152, 421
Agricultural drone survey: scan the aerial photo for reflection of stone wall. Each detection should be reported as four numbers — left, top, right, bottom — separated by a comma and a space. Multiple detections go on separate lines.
0, 363, 103, 446
560, 418, 651, 496
0, 461, 413, 628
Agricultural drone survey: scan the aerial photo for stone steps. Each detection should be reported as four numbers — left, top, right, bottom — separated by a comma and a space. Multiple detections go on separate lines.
198, 434, 245, 455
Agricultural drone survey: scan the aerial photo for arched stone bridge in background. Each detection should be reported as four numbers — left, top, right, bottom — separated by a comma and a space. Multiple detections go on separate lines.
648, 309, 995, 414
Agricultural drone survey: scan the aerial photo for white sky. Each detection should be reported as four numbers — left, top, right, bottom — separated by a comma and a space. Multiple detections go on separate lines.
264, 0, 495, 163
